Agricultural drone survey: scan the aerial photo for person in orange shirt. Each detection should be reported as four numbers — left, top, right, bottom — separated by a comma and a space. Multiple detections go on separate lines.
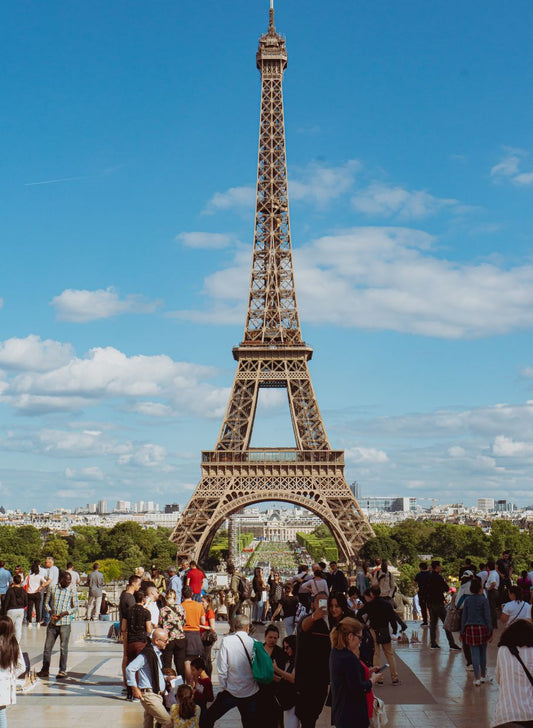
182, 586, 206, 684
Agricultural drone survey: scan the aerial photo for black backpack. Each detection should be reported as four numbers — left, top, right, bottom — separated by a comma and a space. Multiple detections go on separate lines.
237, 574, 253, 600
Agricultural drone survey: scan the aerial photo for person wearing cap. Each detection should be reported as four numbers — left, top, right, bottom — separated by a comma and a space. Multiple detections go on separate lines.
455, 570, 475, 671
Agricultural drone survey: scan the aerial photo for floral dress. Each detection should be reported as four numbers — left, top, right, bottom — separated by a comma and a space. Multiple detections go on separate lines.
170, 703, 201, 728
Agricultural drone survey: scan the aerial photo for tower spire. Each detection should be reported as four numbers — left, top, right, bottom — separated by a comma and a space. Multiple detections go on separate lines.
269, 0, 275, 31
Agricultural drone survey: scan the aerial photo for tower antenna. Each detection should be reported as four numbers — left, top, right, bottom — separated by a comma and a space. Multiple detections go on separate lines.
269, 0, 275, 31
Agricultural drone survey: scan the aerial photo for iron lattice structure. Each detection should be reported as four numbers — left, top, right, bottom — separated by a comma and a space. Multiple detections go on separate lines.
170, 5, 373, 565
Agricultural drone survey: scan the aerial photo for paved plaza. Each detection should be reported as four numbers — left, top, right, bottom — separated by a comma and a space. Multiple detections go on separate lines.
7, 618, 503, 727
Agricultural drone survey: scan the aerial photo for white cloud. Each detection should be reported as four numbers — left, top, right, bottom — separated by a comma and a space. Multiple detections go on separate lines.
352, 183, 459, 219
448, 446, 466, 458
345, 446, 389, 463
65, 466, 104, 481
491, 147, 533, 186
176, 232, 237, 249
492, 435, 533, 457
203, 186, 255, 214
0, 335, 74, 371
0, 342, 228, 418
177, 227, 533, 339
289, 160, 360, 208
118, 443, 168, 468
51, 287, 161, 322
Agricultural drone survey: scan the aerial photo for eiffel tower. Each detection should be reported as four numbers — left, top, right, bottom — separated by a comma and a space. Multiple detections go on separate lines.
170, 2, 373, 565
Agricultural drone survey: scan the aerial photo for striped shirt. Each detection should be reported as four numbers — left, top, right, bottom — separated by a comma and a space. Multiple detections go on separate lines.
491, 645, 533, 727
45, 584, 79, 626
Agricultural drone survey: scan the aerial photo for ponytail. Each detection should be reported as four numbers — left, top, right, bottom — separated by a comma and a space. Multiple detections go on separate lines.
177, 684, 196, 720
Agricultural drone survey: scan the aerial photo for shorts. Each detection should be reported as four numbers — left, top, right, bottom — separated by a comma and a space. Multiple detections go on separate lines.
184, 631, 204, 658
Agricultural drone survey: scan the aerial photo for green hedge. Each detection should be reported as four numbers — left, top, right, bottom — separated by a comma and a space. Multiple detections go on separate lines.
296, 532, 338, 562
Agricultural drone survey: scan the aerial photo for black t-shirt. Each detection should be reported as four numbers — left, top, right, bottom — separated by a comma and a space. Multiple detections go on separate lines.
119, 591, 136, 622
280, 595, 299, 618
295, 617, 330, 687
127, 604, 151, 643
414, 571, 431, 594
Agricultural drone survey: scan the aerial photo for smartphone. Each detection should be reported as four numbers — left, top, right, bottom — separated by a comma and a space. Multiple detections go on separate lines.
376, 664, 389, 672
318, 598, 328, 610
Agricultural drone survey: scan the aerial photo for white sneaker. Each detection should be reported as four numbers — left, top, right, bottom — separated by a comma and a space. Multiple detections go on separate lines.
474, 679, 481, 686
466, 664, 473, 671
36, 623, 41, 629
481, 677, 492, 683
28, 623, 33, 630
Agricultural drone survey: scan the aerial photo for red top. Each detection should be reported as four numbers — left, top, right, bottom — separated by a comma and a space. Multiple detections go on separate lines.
187, 567, 205, 594
361, 660, 373, 718
194, 676, 214, 705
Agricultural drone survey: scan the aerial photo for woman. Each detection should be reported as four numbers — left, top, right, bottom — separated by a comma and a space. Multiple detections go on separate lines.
200, 595, 217, 676
268, 573, 283, 622
371, 560, 396, 600
25, 561, 45, 626
252, 567, 267, 624
356, 563, 370, 597
159, 589, 187, 679
329, 617, 380, 728
0, 616, 26, 727
500, 585, 532, 626
2, 576, 27, 644
261, 624, 285, 728
460, 577, 492, 686
328, 592, 355, 628
272, 583, 299, 636
123, 590, 152, 699
455, 570, 475, 671
273, 635, 298, 728
347, 587, 363, 612
491, 620, 533, 728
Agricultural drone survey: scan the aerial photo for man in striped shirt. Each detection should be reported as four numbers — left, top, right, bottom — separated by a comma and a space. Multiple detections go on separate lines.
37, 571, 78, 679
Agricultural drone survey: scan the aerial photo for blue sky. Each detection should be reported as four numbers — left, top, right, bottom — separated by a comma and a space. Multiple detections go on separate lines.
1, 1, 533, 511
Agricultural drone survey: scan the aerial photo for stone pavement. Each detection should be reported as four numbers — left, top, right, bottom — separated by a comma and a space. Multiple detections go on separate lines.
7, 619, 501, 727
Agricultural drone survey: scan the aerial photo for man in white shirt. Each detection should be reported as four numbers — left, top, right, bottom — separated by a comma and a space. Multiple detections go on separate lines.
40, 557, 59, 626
145, 586, 160, 629
485, 559, 500, 629
203, 614, 259, 728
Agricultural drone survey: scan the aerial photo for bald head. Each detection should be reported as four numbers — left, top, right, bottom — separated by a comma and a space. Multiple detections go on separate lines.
151, 628, 169, 651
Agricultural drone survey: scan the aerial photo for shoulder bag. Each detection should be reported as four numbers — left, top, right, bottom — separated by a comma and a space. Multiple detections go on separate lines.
443, 594, 462, 633
369, 696, 389, 728
236, 634, 274, 685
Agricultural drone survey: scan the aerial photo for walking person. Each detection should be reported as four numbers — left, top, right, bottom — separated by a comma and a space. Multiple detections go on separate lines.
272, 583, 299, 636
0, 564, 12, 613
24, 562, 45, 627
36, 570, 78, 679
356, 586, 403, 686
159, 589, 187, 680
186, 561, 206, 602
485, 559, 500, 630
2, 575, 27, 645
426, 561, 461, 650
414, 562, 430, 626
203, 614, 259, 728
273, 635, 298, 728
39, 557, 59, 626
0, 616, 26, 728
86, 562, 105, 621
252, 567, 266, 624
491, 620, 533, 728
371, 560, 396, 600
460, 577, 493, 686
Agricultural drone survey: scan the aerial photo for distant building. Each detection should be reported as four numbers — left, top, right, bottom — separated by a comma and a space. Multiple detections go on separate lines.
477, 498, 495, 511
97, 499, 107, 515
165, 503, 180, 514
115, 500, 131, 512
495, 499, 514, 512
350, 481, 362, 500
86, 503, 97, 514
362, 496, 416, 513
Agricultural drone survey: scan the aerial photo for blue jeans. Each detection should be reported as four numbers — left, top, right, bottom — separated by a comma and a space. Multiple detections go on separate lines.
0, 707, 6, 728
470, 643, 487, 679
203, 689, 258, 728
43, 623, 71, 672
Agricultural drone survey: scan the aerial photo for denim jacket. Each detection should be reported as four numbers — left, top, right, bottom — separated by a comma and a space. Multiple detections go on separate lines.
461, 593, 491, 632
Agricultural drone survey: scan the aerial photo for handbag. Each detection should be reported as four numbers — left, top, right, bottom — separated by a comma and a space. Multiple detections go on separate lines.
443, 596, 462, 633
375, 627, 391, 644
369, 696, 388, 728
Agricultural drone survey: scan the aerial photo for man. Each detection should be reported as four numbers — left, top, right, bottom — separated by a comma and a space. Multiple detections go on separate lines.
66, 562, 81, 590
145, 585, 160, 628
186, 560, 206, 602
329, 561, 348, 594
204, 614, 259, 728
0, 561, 12, 611
356, 585, 403, 685
227, 564, 242, 634
40, 556, 59, 626
179, 559, 190, 588
485, 559, 500, 629
496, 550, 513, 604
414, 562, 431, 626
426, 561, 461, 650
295, 592, 331, 728
120, 574, 142, 689
151, 565, 166, 594
167, 566, 183, 604
268, 572, 283, 621
37, 570, 78, 678
318, 562, 332, 589
126, 627, 172, 728
87, 562, 105, 621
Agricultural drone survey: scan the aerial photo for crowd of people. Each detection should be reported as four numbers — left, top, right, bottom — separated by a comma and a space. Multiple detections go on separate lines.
0, 553, 530, 727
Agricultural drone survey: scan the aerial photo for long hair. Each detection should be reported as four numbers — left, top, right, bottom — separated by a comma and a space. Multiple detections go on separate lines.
498, 619, 533, 648
330, 617, 364, 650
0, 616, 20, 670
177, 684, 196, 719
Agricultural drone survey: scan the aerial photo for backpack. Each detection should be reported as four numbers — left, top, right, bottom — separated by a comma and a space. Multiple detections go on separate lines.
237, 574, 253, 600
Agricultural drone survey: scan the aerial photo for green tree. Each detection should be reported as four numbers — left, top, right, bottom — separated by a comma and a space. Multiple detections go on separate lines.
98, 558, 124, 582
42, 536, 69, 566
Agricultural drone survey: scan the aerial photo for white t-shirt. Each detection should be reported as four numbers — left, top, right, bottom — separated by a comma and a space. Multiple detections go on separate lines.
486, 569, 500, 591
502, 599, 532, 624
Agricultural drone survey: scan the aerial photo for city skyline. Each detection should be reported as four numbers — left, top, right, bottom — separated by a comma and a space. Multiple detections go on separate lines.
2, 1, 533, 511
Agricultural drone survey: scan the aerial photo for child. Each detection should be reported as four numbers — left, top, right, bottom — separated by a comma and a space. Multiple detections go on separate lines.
163, 667, 183, 709
190, 657, 214, 708
170, 684, 201, 728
